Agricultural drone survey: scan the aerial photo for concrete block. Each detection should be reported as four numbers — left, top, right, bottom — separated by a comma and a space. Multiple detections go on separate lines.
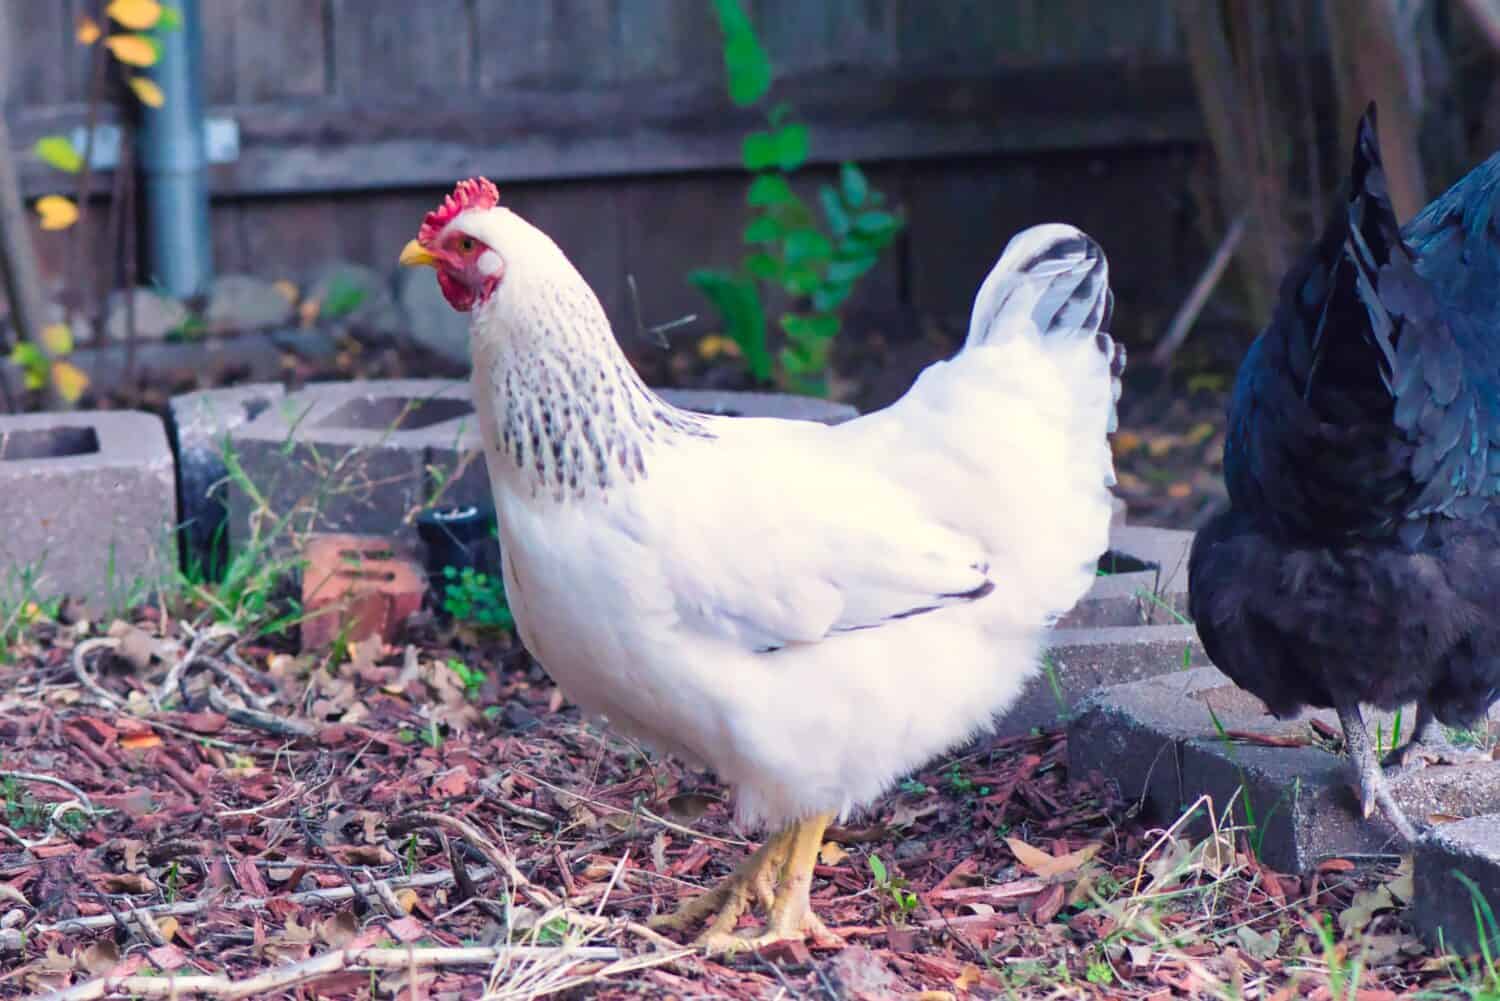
1414, 816, 1500, 954
227, 379, 476, 553
300, 535, 426, 649
0, 410, 176, 606
1070, 667, 1500, 872
168, 383, 286, 573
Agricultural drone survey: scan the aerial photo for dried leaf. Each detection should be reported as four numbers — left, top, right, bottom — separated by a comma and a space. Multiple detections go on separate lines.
39, 323, 74, 355
1004, 836, 1100, 880
76, 15, 102, 43
78, 939, 121, 975
127, 75, 165, 108
103, 33, 158, 67
106, 0, 163, 30
119, 732, 163, 750
35, 195, 79, 231
96, 872, 155, 894
157, 916, 179, 942
396, 888, 419, 913
819, 841, 849, 866
273, 279, 300, 303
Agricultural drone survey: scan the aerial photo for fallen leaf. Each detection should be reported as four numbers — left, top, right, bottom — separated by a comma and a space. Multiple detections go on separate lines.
157, 916, 179, 942
106, 0, 163, 30
119, 733, 163, 750
387, 915, 426, 943
104, 32, 158, 67
273, 279, 300, 303
396, 888, 419, 913
96, 872, 155, 894
819, 841, 848, 866
1031, 881, 1066, 923
78, 939, 121, 975
1004, 836, 1100, 880
35, 195, 79, 230
146, 943, 186, 970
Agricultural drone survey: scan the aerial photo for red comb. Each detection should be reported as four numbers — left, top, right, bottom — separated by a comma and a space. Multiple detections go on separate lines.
419, 177, 500, 245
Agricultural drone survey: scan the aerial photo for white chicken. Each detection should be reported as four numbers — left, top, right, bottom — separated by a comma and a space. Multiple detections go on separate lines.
399, 178, 1124, 952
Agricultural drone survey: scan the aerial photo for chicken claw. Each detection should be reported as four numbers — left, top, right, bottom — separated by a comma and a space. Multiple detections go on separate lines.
1336, 699, 1421, 843
1381, 703, 1492, 773
654, 812, 844, 955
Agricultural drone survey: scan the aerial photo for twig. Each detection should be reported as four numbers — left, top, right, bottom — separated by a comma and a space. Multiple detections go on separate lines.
390, 810, 556, 910
1150, 213, 1248, 366
36, 865, 497, 934
70, 637, 125, 708
36, 944, 621, 1001
206, 685, 317, 740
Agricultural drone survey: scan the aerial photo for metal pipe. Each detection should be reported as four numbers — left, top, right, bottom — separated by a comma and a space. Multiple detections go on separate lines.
139, 0, 212, 297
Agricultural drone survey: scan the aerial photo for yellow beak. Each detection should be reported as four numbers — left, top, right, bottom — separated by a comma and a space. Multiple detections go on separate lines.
399, 239, 438, 268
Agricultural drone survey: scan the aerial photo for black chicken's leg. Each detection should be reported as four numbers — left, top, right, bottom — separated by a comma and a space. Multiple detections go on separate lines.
1334, 697, 1420, 842
1382, 702, 1491, 772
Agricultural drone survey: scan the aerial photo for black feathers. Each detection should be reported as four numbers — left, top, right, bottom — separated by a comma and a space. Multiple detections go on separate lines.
1190, 104, 1500, 729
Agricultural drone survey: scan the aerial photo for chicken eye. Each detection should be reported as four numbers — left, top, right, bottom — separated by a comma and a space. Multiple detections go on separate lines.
458, 237, 475, 253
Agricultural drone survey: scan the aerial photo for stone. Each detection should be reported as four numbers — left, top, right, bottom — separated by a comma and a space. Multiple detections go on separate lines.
1070, 667, 1500, 872
307, 263, 403, 335
226, 379, 480, 555
300, 534, 426, 649
168, 384, 287, 575
398, 263, 472, 364
206, 274, 294, 332
1414, 816, 1500, 954
105, 287, 190, 341
0, 410, 176, 606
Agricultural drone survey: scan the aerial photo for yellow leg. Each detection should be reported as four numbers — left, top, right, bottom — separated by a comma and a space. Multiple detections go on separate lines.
649, 826, 792, 934
696, 811, 844, 955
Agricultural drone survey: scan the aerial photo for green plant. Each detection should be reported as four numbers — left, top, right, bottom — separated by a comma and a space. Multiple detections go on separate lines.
692, 0, 903, 396
441, 566, 514, 631
868, 853, 919, 923
447, 658, 487, 701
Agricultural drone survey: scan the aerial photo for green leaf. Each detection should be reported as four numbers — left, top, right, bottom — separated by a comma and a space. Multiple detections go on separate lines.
779, 339, 831, 376
818, 185, 849, 237
868, 854, 888, 884
711, 0, 771, 106
826, 257, 873, 283
743, 214, 781, 245
781, 266, 820, 296
743, 131, 779, 171
840, 162, 869, 207
688, 269, 773, 382
744, 252, 780, 280
855, 210, 900, 239
782, 229, 832, 266
747, 174, 794, 207
772, 124, 809, 171
780, 312, 840, 342
8, 343, 48, 389
157, 5, 182, 30
33, 136, 83, 173
811, 282, 852, 312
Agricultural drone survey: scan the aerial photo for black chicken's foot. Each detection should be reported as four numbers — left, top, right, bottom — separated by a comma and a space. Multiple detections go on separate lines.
1381, 703, 1492, 773
1334, 698, 1421, 843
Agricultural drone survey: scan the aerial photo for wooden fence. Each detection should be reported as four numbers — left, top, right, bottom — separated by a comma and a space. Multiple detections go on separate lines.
2, 0, 1208, 368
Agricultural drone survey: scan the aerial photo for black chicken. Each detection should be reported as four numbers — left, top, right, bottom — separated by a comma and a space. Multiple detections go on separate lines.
1189, 105, 1500, 842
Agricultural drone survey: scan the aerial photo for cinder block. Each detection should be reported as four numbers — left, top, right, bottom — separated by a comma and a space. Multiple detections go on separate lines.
168, 383, 286, 574
226, 379, 476, 553
1414, 816, 1500, 954
1070, 667, 1500, 872
227, 379, 863, 556
0, 411, 176, 606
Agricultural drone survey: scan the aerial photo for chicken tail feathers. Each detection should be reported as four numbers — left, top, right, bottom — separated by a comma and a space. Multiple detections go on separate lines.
966, 224, 1124, 430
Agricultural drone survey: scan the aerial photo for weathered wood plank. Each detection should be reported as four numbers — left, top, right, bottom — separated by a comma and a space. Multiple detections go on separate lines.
751, 0, 897, 72
614, 0, 718, 82
11, 62, 1203, 198
328, 0, 470, 97
474, 0, 619, 89
233, 0, 328, 102
0, 0, 76, 107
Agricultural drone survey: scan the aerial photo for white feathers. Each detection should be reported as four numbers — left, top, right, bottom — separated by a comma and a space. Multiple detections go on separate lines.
467, 207, 1123, 829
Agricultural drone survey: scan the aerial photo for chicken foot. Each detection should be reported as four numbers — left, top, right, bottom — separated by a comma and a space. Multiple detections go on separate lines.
1335, 698, 1420, 843
1381, 702, 1491, 772
652, 812, 844, 954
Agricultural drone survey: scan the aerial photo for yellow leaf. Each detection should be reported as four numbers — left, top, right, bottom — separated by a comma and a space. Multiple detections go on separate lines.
76, 15, 102, 44
105, 0, 162, 30
697, 334, 741, 361
818, 841, 848, 866
104, 33, 158, 67
119, 731, 161, 751
40, 326, 77, 360
39, 323, 74, 355
272, 279, 300, 304
35, 195, 79, 230
1167, 482, 1193, 499
127, 75, 165, 108
396, 888, 419, 913
52, 361, 89, 402
157, 916, 179, 942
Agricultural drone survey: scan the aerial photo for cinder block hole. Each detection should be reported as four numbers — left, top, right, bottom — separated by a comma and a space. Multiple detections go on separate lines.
339, 569, 398, 582
341, 548, 395, 562
243, 397, 275, 422
0, 426, 100, 461
1099, 550, 1152, 575
688, 407, 743, 417
318, 397, 473, 431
